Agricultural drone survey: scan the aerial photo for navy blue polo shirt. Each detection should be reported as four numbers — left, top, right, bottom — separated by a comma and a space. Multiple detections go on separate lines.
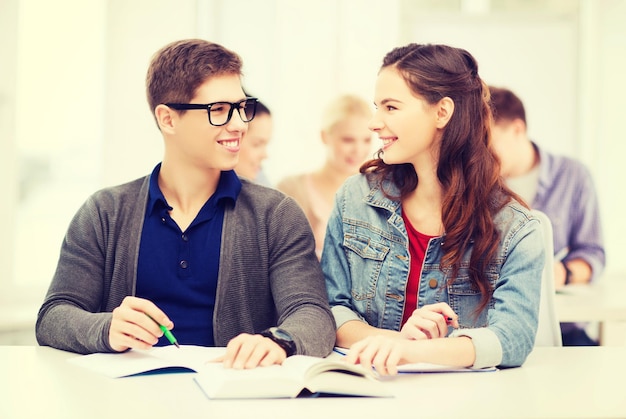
136, 163, 241, 346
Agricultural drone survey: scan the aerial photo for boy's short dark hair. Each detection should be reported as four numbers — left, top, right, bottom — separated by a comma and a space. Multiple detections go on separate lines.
488, 86, 526, 125
146, 39, 243, 116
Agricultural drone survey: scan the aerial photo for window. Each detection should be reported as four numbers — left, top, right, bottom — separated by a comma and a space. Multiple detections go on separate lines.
2, 2, 105, 302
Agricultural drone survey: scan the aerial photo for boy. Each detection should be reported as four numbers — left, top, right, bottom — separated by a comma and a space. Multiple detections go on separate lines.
36, 39, 335, 368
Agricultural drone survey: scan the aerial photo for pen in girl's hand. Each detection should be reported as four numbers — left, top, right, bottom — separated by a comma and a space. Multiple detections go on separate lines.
333, 347, 348, 356
445, 316, 457, 327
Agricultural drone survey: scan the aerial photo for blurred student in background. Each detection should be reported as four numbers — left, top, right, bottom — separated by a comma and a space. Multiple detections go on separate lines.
489, 85, 605, 346
277, 94, 373, 259
234, 97, 273, 186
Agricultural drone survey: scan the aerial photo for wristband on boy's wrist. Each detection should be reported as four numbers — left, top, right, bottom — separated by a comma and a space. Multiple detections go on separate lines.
260, 327, 296, 357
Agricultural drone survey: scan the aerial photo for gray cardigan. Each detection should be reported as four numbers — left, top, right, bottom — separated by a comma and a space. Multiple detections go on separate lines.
36, 175, 336, 356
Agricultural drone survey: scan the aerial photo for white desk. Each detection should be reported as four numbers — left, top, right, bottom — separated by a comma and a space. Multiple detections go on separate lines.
1, 345, 625, 419
555, 276, 626, 345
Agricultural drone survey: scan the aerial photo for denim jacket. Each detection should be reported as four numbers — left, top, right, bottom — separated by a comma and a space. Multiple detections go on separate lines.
321, 174, 545, 368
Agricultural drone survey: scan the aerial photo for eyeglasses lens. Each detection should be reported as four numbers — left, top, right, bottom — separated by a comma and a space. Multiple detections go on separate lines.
242, 99, 257, 122
208, 99, 257, 126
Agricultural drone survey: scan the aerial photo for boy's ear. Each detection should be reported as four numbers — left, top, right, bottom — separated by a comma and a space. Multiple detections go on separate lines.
155, 104, 176, 133
435, 97, 455, 129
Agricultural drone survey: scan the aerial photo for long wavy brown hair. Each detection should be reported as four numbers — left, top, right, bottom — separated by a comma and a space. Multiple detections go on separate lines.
362, 44, 524, 313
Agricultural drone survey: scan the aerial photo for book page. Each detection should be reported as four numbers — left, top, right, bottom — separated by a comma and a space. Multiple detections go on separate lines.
154, 345, 225, 367
194, 362, 303, 399
397, 362, 497, 373
283, 355, 376, 380
67, 345, 225, 378
333, 347, 496, 373
304, 371, 392, 398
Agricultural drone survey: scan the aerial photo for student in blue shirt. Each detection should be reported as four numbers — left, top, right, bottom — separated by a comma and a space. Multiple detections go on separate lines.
322, 44, 545, 375
489, 85, 605, 346
36, 39, 335, 368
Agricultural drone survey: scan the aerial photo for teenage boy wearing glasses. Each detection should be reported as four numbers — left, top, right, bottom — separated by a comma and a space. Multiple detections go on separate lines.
36, 39, 336, 368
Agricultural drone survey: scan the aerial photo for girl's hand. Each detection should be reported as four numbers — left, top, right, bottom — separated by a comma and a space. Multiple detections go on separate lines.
344, 335, 412, 376
400, 302, 458, 340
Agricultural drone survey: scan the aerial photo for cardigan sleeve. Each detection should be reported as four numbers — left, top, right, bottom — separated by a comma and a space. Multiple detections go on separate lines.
36, 178, 147, 354
36, 193, 117, 353
266, 196, 336, 356
214, 183, 336, 357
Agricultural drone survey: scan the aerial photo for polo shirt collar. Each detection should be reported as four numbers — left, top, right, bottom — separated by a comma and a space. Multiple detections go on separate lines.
146, 163, 241, 217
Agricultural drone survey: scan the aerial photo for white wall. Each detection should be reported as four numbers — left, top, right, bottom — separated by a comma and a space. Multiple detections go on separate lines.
592, 0, 626, 277
196, 0, 399, 185
100, 0, 398, 187
102, 0, 200, 186
2, 0, 625, 307
0, 0, 19, 301
404, 12, 578, 156
2, 0, 107, 303
398, 2, 625, 276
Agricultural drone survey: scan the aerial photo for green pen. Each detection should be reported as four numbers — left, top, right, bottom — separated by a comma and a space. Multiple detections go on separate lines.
147, 314, 180, 348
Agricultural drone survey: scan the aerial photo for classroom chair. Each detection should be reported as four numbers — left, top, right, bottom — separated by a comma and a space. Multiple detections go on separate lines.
532, 209, 563, 347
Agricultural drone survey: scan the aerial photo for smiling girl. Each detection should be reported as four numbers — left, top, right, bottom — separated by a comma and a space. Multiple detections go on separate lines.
322, 44, 545, 374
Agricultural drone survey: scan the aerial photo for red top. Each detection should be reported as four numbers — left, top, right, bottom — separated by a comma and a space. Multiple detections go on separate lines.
401, 210, 436, 327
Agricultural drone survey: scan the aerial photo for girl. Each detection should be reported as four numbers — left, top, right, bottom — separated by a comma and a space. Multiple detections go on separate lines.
322, 44, 544, 375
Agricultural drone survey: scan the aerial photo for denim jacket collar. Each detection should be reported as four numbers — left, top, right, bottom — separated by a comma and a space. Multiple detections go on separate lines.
364, 177, 447, 243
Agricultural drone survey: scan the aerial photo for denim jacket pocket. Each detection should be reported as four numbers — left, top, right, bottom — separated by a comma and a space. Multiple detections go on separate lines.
343, 233, 389, 260
447, 271, 497, 328
343, 233, 390, 322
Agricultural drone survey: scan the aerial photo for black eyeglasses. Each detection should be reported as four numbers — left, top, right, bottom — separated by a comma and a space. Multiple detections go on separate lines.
165, 98, 258, 126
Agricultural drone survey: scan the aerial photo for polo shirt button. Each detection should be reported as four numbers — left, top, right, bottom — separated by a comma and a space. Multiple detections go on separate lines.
179, 260, 188, 269
181, 234, 188, 242
428, 278, 438, 289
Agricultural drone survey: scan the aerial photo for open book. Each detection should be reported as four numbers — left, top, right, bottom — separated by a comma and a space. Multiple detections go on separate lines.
194, 354, 391, 399
67, 345, 391, 399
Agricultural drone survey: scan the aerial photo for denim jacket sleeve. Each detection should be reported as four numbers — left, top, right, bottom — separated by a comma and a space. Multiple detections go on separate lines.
451, 209, 545, 368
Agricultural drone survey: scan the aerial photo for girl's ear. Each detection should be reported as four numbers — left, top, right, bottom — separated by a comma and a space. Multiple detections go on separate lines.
435, 97, 455, 129
155, 104, 176, 134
